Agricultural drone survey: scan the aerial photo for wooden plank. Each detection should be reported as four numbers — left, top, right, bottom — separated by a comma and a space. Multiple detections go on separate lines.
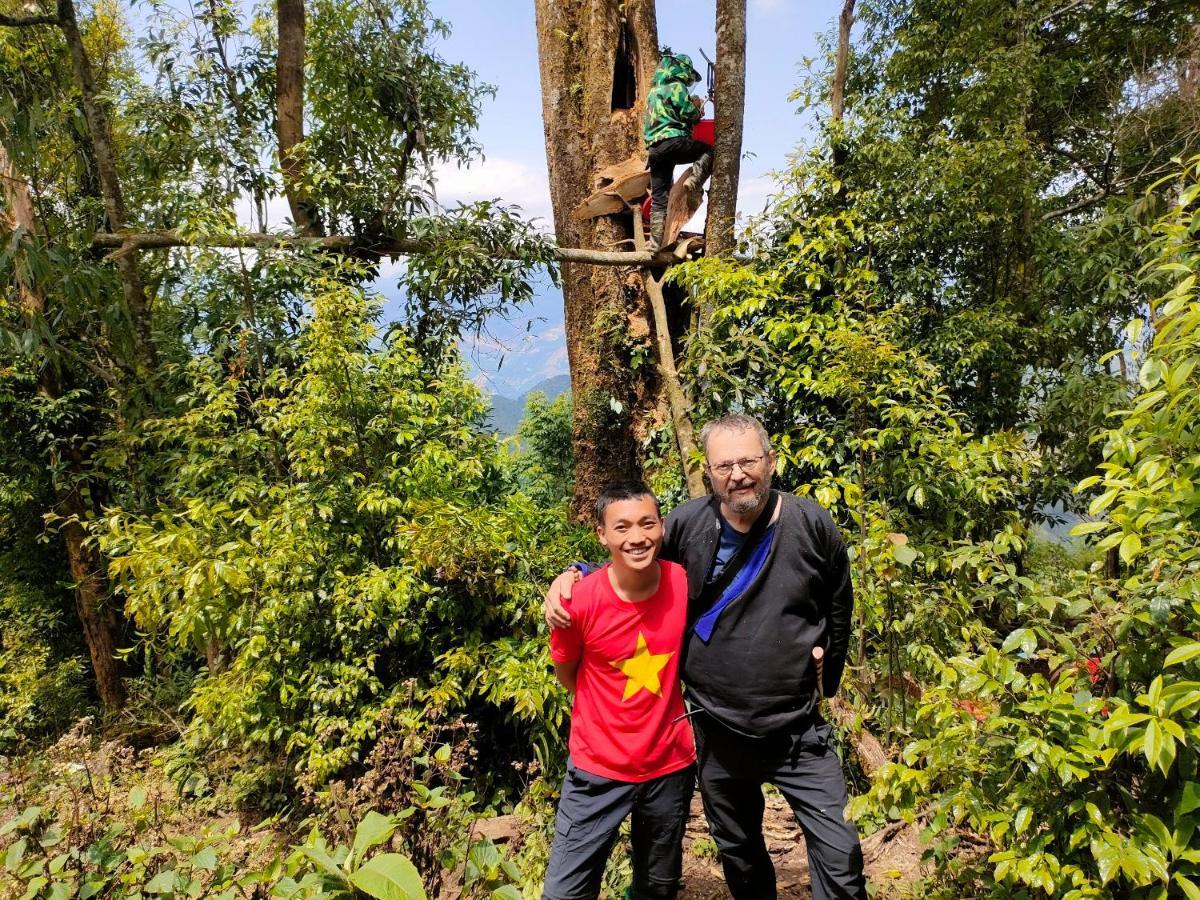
570, 170, 651, 221
594, 152, 648, 187
663, 171, 703, 247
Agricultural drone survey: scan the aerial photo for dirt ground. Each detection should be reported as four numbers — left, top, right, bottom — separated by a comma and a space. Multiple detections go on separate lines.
679, 793, 928, 899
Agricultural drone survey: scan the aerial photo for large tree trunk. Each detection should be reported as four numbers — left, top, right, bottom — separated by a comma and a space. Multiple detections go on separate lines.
1, 143, 127, 712
704, 0, 746, 257
276, 0, 319, 236
56, 0, 157, 377
534, 0, 664, 516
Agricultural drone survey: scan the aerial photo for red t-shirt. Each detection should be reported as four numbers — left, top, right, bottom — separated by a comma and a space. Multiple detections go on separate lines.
549, 561, 695, 782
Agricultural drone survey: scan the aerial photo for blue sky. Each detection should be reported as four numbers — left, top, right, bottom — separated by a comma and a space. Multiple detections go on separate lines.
407, 0, 844, 396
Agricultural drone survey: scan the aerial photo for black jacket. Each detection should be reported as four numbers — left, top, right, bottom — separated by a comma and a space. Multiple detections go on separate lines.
661, 491, 854, 736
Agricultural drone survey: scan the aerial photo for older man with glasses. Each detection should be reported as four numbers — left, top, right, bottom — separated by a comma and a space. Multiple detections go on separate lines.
544, 414, 865, 900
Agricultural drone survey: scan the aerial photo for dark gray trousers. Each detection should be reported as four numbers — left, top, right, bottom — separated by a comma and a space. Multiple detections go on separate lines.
647, 135, 711, 214
542, 762, 695, 900
695, 715, 867, 900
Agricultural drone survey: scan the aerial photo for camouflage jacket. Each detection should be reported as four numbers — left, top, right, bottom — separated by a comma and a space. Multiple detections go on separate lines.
643, 53, 703, 146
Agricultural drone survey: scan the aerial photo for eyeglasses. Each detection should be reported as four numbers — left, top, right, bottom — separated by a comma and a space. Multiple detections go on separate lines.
706, 455, 767, 478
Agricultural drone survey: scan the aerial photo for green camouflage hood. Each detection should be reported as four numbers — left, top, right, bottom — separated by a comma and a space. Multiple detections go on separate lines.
652, 53, 701, 88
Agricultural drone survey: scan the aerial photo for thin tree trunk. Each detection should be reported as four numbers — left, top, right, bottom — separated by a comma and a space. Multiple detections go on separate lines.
1, 143, 127, 712
277, 0, 319, 236
830, 0, 856, 125
56, 0, 157, 377
534, 0, 662, 517
704, 0, 746, 258
830, 0, 856, 182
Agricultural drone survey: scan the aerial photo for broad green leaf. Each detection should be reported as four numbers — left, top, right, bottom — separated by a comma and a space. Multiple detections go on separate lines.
0, 807, 40, 837
5, 838, 27, 872
1177, 873, 1200, 900
1014, 807, 1032, 835
351, 811, 396, 865
145, 869, 178, 894
1139, 357, 1164, 388
1180, 782, 1200, 817
299, 843, 349, 884
1165, 643, 1200, 667
1118, 532, 1142, 564
349, 853, 426, 900
1144, 720, 1162, 769
190, 847, 218, 871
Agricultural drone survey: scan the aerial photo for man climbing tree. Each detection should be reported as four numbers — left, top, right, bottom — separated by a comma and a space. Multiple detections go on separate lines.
644, 50, 712, 251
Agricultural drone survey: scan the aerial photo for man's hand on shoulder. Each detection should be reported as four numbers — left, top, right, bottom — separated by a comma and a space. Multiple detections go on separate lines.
544, 568, 582, 629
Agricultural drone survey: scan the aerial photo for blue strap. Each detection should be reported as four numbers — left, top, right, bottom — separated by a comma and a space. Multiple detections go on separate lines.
693, 523, 776, 642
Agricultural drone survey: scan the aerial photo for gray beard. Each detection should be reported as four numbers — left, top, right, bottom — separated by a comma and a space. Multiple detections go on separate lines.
722, 478, 771, 515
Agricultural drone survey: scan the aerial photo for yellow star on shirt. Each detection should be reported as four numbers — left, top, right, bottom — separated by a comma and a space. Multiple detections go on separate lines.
611, 632, 674, 701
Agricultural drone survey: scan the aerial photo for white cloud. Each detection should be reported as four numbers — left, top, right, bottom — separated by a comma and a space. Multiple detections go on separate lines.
432, 156, 554, 229
232, 192, 293, 231
751, 0, 788, 12
737, 173, 778, 217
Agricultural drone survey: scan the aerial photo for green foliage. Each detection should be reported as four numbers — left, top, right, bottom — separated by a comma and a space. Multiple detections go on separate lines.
502, 391, 574, 506
303, 0, 489, 232
0, 719, 530, 899
0, 578, 86, 751
857, 158, 1200, 897
401, 202, 559, 343
787, 0, 1196, 515
97, 273, 584, 791
674, 169, 1037, 715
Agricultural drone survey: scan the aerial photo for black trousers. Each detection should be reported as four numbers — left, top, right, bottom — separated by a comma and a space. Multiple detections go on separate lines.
542, 762, 695, 900
695, 715, 867, 900
647, 136, 711, 214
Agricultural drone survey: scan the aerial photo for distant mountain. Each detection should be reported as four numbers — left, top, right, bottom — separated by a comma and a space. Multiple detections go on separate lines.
484, 374, 571, 435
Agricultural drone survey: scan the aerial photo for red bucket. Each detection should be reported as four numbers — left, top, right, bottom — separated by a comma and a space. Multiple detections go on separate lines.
692, 118, 715, 146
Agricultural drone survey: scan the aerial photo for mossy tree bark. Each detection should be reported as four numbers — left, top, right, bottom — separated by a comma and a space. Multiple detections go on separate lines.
533, 0, 666, 516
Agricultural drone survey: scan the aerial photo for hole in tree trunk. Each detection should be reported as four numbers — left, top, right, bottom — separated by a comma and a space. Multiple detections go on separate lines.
611, 21, 637, 110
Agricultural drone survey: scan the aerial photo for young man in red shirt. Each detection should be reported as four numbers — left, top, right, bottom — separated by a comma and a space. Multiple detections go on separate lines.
543, 481, 695, 900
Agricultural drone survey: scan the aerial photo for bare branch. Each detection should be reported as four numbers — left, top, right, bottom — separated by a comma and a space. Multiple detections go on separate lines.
90, 229, 699, 267
830, 0, 857, 124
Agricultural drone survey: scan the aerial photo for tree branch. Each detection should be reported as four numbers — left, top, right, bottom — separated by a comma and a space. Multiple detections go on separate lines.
57, 0, 157, 373
0, 11, 59, 25
90, 229, 697, 267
